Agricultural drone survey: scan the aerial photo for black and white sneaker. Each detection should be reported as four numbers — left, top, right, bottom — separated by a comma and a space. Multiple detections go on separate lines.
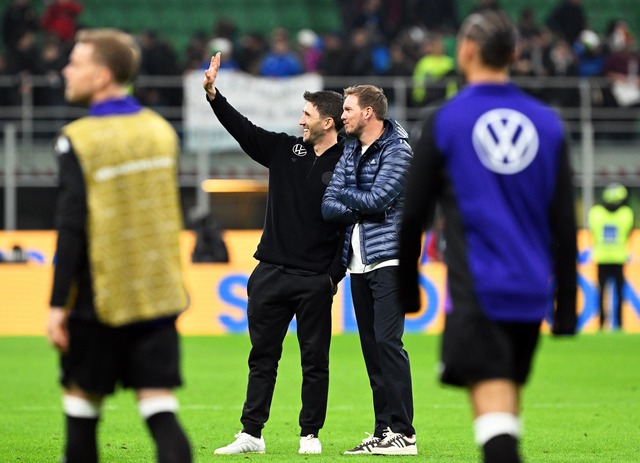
343, 433, 381, 455
371, 427, 417, 455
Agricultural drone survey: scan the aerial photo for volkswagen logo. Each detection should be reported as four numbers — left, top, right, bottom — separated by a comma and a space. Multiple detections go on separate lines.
472, 108, 539, 175
292, 144, 307, 157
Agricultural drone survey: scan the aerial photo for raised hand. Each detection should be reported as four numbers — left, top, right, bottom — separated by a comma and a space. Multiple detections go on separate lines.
202, 52, 221, 100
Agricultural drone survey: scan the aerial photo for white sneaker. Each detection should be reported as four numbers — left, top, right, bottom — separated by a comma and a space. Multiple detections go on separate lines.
299, 434, 322, 454
214, 432, 266, 454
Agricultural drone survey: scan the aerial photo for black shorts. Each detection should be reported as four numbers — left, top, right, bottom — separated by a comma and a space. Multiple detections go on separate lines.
61, 317, 182, 395
440, 306, 541, 387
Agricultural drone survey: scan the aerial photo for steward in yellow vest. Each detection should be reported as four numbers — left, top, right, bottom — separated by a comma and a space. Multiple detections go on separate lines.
588, 182, 634, 329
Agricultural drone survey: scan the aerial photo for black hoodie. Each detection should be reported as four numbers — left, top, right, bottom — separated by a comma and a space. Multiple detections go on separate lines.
207, 91, 346, 283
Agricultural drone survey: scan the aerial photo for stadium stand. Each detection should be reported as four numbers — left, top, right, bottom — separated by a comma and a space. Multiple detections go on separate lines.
74, 0, 341, 54
5, 0, 637, 65
456, 0, 639, 37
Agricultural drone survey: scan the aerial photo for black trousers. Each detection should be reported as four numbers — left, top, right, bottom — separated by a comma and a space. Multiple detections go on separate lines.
597, 263, 625, 328
241, 262, 334, 437
350, 266, 415, 437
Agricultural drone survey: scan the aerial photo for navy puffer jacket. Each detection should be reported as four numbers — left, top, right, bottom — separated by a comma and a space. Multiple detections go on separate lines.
322, 118, 413, 267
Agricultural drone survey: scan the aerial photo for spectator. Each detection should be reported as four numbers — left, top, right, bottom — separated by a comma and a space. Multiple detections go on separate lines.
212, 17, 238, 45
296, 28, 322, 73
259, 28, 303, 77
34, 37, 66, 136
351, 0, 387, 41
137, 30, 182, 108
600, 20, 640, 138
399, 10, 577, 463
411, 33, 457, 106
5, 29, 39, 75
236, 31, 267, 75
349, 0, 409, 42
382, 35, 418, 106
203, 37, 239, 70
545, 0, 587, 45
1, 0, 39, 51
341, 27, 376, 76
386, 39, 415, 77
336, 0, 360, 33
589, 183, 634, 331
603, 20, 640, 108
318, 31, 348, 77
516, 7, 541, 40
183, 31, 208, 71
414, 0, 459, 33
41, 0, 83, 44
543, 38, 579, 107
511, 28, 551, 101
139, 30, 180, 77
573, 29, 606, 78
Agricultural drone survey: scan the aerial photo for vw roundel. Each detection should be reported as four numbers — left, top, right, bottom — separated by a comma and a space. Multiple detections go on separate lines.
292, 144, 307, 157
472, 108, 539, 175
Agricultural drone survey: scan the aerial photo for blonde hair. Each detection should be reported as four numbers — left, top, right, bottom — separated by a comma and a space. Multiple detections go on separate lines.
343, 84, 388, 120
76, 28, 141, 85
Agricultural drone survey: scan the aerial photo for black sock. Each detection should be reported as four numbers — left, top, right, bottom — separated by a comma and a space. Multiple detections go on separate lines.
146, 412, 192, 463
483, 434, 521, 463
64, 415, 99, 463
242, 428, 262, 439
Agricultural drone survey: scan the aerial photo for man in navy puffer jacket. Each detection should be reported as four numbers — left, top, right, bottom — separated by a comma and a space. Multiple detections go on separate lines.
322, 84, 417, 456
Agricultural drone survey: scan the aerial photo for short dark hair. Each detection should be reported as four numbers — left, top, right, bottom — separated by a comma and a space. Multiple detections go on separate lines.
303, 90, 344, 131
76, 28, 140, 85
459, 10, 517, 69
343, 85, 388, 121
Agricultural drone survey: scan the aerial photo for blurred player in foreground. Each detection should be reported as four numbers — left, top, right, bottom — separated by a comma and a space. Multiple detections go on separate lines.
47, 29, 191, 463
399, 10, 578, 463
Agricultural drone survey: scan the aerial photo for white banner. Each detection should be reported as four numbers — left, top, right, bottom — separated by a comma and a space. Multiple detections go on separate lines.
183, 70, 323, 152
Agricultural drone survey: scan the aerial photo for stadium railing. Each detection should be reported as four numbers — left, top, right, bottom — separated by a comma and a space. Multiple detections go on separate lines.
1, 74, 639, 230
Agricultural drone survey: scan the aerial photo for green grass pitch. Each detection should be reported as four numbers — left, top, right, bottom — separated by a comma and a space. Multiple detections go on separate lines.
1, 333, 639, 462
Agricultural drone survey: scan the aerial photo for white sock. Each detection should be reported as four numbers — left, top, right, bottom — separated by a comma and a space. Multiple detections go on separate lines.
474, 412, 521, 445
63, 395, 102, 419
138, 396, 179, 420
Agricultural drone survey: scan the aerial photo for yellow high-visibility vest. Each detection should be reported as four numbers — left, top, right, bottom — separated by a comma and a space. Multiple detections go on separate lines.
588, 204, 634, 264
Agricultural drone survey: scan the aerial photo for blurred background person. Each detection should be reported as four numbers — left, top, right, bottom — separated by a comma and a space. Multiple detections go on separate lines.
41, 0, 83, 46
588, 182, 635, 331
411, 32, 457, 107
603, 20, 640, 108
296, 28, 322, 73
259, 27, 303, 77
545, 0, 587, 45
2, 0, 39, 52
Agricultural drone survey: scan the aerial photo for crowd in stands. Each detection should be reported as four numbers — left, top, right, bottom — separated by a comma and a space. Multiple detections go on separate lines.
1, 0, 639, 115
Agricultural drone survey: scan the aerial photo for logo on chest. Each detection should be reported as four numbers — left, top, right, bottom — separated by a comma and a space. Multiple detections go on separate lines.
292, 144, 307, 157
472, 108, 539, 175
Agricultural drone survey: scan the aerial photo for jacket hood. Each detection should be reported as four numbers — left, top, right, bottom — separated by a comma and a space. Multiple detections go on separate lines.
383, 118, 410, 143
